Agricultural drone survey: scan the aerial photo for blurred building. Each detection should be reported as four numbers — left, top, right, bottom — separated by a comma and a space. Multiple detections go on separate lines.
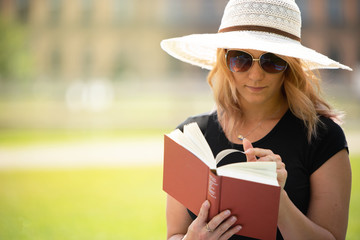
0, 0, 169, 82
0, 0, 359, 84
298, 0, 359, 84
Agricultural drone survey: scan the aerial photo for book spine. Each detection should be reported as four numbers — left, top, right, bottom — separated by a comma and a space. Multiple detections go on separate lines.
207, 169, 221, 220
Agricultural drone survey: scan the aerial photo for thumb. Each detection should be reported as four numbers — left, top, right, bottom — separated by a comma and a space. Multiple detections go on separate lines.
243, 138, 257, 162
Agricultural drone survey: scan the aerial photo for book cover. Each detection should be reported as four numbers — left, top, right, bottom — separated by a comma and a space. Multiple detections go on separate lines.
163, 123, 281, 240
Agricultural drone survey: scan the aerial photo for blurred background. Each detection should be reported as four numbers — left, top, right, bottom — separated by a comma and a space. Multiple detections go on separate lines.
0, 0, 359, 239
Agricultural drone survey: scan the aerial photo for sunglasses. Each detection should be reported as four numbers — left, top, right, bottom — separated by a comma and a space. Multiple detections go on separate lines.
225, 50, 288, 74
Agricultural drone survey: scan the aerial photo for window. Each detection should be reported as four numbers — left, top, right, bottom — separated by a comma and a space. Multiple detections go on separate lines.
165, 0, 185, 25
49, 0, 61, 26
326, 44, 342, 82
199, 0, 222, 26
15, 0, 30, 22
112, 0, 134, 24
82, 47, 93, 78
358, 0, 360, 24
50, 44, 62, 78
112, 48, 130, 79
327, 0, 344, 26
296, 0, 310, 26
81, 0, 93, 27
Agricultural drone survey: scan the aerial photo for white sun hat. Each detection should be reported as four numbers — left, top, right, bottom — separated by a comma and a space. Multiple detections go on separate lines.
160, 0, 352, 71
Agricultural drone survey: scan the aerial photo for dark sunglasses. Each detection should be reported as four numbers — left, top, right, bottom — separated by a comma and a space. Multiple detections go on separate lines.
225, 50, 288, 74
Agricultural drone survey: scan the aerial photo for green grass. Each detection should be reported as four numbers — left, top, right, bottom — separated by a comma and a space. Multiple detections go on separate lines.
0, 156, 359, 240
0, 167, 166, 240
348, 154, 360, 239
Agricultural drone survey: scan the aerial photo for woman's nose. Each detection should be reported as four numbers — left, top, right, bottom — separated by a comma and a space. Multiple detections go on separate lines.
247, 60, 265, 80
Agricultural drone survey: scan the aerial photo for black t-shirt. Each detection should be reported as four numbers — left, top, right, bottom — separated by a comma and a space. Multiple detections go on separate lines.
176, 110, 348, 240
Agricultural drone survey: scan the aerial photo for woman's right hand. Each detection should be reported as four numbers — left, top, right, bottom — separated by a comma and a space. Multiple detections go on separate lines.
183, 200, 242, 240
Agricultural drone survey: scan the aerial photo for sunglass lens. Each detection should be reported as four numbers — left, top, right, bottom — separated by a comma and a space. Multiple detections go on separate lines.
260, 53, 288, 73
226, 51, 252, 72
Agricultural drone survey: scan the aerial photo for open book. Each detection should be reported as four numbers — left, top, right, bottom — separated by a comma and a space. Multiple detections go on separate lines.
163, 122, 280, 240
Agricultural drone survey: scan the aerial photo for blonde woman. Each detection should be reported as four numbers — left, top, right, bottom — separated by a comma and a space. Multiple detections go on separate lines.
161, 0, 352, 239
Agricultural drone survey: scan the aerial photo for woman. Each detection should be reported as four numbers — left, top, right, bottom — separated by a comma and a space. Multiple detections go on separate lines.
161, 0, 352, 239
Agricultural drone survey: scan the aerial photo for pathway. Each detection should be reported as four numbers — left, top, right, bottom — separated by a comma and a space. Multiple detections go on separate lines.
0, 133, 359, 169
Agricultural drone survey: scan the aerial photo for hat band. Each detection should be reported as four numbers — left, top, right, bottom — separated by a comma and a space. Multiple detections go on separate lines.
218, 25, 301, 42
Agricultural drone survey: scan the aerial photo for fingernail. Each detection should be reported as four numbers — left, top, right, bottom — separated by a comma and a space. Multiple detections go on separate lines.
231, 216, 237, 222
203, 200, 210, 207
244, 149, 251, 154
236, 225, 242, 231
224, 210, 231, 216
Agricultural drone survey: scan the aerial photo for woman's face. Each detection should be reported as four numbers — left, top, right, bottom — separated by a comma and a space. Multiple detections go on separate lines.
228, 49, 286, 106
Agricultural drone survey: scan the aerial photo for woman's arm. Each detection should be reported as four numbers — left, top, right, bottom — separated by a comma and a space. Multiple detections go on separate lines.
242, 138, 351, 239
166, 195, 192, 240
277, 149, 351, 240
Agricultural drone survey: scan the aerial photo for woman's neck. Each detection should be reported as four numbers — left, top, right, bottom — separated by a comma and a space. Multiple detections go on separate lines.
240, 96, 287, 122
225, 96, 288, 143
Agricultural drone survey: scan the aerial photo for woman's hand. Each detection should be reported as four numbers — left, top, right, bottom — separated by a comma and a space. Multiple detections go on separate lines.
184, 200, 242, 240
243, 138, 287, 189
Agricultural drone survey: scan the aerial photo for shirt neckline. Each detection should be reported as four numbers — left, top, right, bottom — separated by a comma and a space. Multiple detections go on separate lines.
213, 109, 291, 147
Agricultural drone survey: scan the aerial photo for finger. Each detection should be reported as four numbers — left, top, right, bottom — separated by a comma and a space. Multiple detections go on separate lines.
249, 148, 274, 158
214, 215, 237, 234
276, 162, 287, 188
277, 161, 285, 168
197, 200, 210, 222
242, 138, 257, 162
257, 154, 281, 162
207, 209, 231, 232
219, 225, 242, 240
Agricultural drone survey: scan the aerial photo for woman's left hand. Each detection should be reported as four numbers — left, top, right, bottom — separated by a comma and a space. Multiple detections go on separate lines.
242, 138, 287, 189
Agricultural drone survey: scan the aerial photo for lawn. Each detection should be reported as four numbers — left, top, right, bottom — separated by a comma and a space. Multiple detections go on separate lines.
346, 154, 360, 240
0, 157, 359, 240
0, 167, 166, 240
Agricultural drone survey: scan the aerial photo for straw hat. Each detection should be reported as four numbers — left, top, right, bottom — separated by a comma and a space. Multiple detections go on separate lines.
160, 0, 352, 71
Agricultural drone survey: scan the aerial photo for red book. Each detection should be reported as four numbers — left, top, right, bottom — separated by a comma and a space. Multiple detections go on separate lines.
163, 122, 281, 240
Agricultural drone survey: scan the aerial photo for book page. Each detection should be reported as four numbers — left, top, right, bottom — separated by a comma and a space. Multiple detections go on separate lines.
166, 123, 278, 186
167, 129, 198, 154
183, 123, 215, 168
217, 162, 279, 186
166, 124, 216, 169
215, 149, 244, 165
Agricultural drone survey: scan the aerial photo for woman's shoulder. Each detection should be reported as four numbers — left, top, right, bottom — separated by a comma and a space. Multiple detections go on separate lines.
305, 114, 348, 173
317, 115, 346, 140
283, 110, 345, 138
176, 111, 216, 133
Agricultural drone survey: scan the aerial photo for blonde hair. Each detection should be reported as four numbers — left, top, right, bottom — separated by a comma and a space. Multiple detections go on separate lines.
207, 49, 343, 142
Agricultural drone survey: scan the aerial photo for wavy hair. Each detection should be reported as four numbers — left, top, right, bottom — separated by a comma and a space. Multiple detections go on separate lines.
207, 49, 343, 142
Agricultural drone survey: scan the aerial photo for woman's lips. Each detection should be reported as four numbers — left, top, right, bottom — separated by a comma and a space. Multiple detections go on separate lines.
246, 86, 266, 92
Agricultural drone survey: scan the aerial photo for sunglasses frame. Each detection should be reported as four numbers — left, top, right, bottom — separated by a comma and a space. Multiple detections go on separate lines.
225, 49, 288, 74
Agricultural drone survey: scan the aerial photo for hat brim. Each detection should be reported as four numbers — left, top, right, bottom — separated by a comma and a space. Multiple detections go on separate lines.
161, 31, 352, 71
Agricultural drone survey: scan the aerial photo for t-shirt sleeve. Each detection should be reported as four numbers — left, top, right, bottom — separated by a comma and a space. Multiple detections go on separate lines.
307, 117, 348, 174
175, 112, 211, 134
